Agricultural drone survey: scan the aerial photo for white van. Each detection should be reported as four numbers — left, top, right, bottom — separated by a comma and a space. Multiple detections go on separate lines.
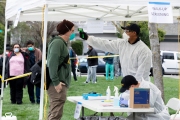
161, 51, 180, 75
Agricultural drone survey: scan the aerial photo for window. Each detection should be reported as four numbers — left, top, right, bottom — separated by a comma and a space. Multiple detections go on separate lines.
177, 53, 180, 60
163, 53, 174, 60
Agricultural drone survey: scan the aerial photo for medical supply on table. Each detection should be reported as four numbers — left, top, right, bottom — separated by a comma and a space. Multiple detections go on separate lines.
119, 93, 128, 107
129, 88, 150, 108
113, 86, 119, 106
106, 86, 111, 101
82, 92, 101, 100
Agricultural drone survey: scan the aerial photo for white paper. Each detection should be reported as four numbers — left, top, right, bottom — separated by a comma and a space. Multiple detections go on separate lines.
148, 1, 173, 23
74, 102, 82, 119
87, 19, 103, 33
13, 8, 22, 28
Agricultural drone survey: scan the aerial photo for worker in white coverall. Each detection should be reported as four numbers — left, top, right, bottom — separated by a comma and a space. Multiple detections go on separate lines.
79, 23, 152, 81
119, 75, 170, 120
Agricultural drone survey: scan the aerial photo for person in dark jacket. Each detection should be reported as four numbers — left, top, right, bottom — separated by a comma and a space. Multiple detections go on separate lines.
104, 52, 114, 80
5, 43, 30, 104
69, 47, 77, 81
24, 40, 42, 104
84, 45, 98, 84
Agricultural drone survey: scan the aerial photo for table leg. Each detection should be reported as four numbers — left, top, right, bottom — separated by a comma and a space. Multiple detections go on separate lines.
81, 106, 84, 117
133, 112, 135, 120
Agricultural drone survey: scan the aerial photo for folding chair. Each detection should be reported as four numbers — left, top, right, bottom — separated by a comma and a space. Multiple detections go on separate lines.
166, 98, 180, 120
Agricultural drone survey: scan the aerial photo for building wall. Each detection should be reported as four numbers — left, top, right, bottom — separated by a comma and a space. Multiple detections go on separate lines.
158, 19, 179, 35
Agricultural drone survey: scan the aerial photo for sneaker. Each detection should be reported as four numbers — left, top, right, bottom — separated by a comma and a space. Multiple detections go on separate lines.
93, 82, 97, 84
83, 81, 88, 84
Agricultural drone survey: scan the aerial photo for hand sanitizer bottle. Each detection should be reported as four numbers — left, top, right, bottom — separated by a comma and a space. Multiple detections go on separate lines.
106, 86, 111, 101
113, 86, 119, 106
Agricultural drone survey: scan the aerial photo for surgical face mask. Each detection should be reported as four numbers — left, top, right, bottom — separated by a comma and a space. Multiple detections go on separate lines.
122, 32, 129, 39
69, 33, 76, 41
14, 48, 19, 53
28, 47, 34, 51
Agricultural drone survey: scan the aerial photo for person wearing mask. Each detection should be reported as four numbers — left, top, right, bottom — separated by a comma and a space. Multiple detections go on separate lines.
5, 43, 30, 104
103, 52, 114, 80
119, 75, 170, 120
25, 40, 42, 104
79, 23, 152, 82
84, 45, 98, 84
69, 47, 78, 82
47, 19, 74, 120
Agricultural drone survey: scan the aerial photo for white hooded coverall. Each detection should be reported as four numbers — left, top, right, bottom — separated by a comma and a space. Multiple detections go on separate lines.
87, 36, 152, 81
127, 79, 170, 120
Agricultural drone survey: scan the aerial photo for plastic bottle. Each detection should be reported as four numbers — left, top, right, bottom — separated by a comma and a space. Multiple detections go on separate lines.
106, 86, 111, 101
113, 86, 119, 106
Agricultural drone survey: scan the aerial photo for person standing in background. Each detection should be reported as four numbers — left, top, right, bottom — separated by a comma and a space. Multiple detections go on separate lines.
5, 43, 30, 104
84, 45, 98, 84
69, 47, 78, 81
103, 52, 114, 80
25, 40, 42, 104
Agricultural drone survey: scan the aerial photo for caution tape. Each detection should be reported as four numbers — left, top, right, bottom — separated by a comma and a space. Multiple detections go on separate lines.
70, 54, 119, 59
0, 72, 32, 82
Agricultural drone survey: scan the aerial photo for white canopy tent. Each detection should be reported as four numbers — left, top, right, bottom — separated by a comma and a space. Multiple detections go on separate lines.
5, 0, 180, 21
3, 0, 180, 120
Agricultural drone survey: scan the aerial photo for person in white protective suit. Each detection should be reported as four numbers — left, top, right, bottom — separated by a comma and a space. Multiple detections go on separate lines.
119, 75, 170, 120
79, 23, 152, 81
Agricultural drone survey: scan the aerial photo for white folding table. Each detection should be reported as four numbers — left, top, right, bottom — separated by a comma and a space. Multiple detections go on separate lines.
67, 96, 154, 120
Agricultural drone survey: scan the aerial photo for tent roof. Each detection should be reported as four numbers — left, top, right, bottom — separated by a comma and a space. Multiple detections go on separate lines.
5, 0, 180, 21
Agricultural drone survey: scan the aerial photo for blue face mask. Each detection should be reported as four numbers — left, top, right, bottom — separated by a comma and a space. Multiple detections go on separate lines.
69, 33, 76, 41
14, 48, 19, 53
28, 47, 34, 51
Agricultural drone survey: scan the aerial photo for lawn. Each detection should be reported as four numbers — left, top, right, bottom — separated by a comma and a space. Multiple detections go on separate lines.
1, 76, 179, 120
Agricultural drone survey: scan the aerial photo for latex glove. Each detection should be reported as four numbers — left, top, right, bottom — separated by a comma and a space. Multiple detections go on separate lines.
55, 82, 66, 93
79, 31, 88, 40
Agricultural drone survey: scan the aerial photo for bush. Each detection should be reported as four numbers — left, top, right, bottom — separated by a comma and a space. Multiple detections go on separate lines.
71, 40, 83, 55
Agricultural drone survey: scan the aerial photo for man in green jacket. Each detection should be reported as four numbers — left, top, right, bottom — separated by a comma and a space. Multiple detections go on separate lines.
47, 19, 75, 120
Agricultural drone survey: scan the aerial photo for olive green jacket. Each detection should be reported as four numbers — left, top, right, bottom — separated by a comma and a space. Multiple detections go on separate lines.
47, 36, 71, 87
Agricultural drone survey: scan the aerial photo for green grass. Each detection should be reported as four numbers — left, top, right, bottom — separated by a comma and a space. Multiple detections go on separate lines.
2, 76, 179, 120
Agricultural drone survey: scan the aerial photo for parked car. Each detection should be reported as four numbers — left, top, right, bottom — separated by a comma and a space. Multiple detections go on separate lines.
150, 50, 180, 76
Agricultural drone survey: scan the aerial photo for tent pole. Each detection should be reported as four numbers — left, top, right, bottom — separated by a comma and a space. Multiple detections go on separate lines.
39, 4, 48, 120
0, 20, 8, 119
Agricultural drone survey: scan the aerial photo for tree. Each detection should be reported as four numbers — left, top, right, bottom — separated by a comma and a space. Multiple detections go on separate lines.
0, 1, 5, 54
149, 23, 164, 100
27, 21, 58, 48
0, 1, 5, 25
0, 23, 4, 54
10, 21, 58, 48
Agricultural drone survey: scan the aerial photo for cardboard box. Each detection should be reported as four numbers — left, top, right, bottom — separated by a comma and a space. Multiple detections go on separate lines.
130, 87, 150, 108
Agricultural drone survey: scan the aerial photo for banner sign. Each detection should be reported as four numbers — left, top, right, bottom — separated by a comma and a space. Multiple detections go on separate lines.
148, 2, 173, 23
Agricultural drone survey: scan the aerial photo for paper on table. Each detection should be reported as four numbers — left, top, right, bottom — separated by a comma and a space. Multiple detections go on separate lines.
88, 96, 114, 100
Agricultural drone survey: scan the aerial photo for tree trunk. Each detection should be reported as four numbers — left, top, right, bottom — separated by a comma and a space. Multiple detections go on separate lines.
148, 23, 164, 101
